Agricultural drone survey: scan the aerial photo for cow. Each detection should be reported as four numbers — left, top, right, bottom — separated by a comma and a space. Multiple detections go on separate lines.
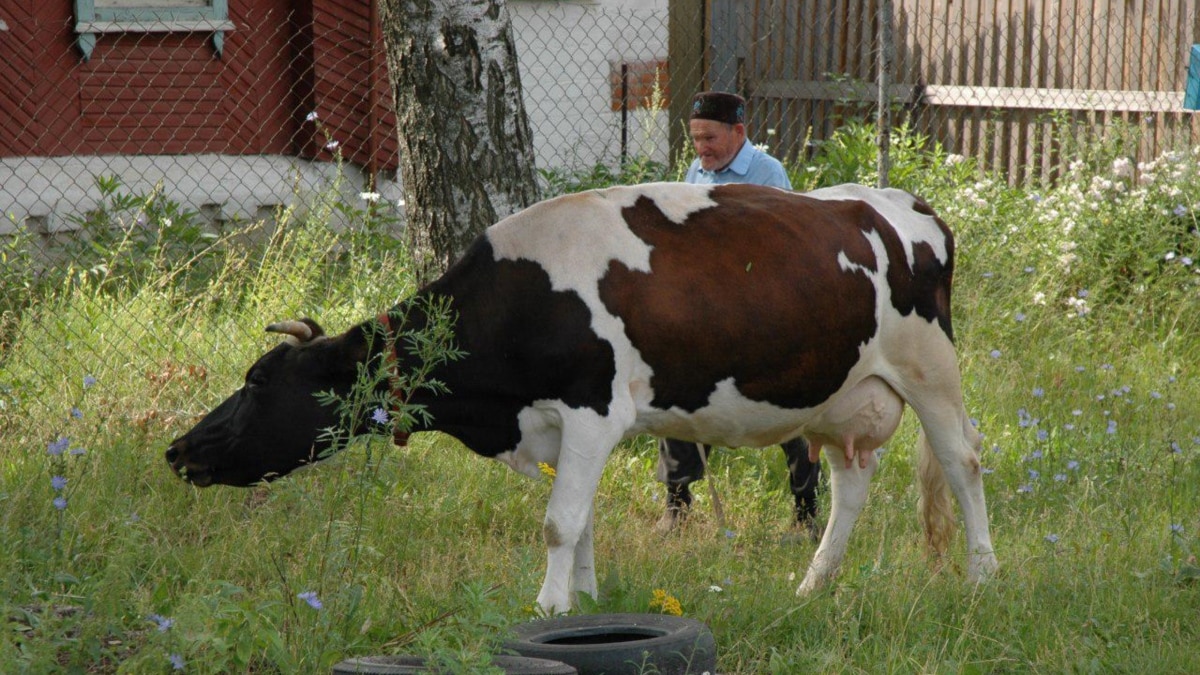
165, 182, 998, 613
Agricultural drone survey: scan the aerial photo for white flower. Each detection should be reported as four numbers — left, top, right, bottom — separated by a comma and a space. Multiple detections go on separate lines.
305, 111, 319, 122
359, 191, 381, 203
708, 585, 724, 593
1033, 291, 1047, 305
325, 140, 340, 151
1112, 157, 1133, 178
945, 153, 965, 166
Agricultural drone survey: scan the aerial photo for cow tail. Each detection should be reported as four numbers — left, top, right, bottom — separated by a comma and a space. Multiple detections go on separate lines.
917, 428, 956, 570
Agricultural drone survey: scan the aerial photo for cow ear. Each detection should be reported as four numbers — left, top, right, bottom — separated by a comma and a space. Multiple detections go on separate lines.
265, 318, 325, 344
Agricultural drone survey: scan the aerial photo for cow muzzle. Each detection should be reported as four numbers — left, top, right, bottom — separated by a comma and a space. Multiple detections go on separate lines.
165, 440, 215, 487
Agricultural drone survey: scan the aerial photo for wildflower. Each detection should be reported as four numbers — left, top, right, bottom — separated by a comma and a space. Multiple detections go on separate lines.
70, 447, 86, 456
1032, 387, 1044, 397
297, 591, 323, 610
1030, 449, 1043, 460
148, 614, 174, 632
1024, 266, 1035, 274
1077, 289, 1089, 299
1045, 533, 1060, 544
1182, 257, 1193, 266
1151, 391, 1162, 400
370, 407, 389, 425
1033, 292, 1046, 305
1174, 205, 1188, 217
708, 585, 724, 593
83, 375, 97, 389
724, 529, 736, 539
1075, 366, 1086, 372
359, 191, 382, 203
305, 110, 319, 122
1036, 429, 1049, 442
1106, 420, 1118, 435
1063, 423, 1075, 431
537, 462, 556, 479
1170, 524, 1185, 534
51, 475, 67, 491
1111, 157, 1133, 178
53, 497, 67, 510
1170, 442, 1182, 454
650, 589, 683, 616
1017, 484, 1032, 494
325, 140, 340, 151
1067, 460, 1080, 471
70, 407, 83, 419
981, 271, 994, 279
1028, 469, 1041, 480
47, 436, 69, 456
1165, 251, 1177, 261
989, 349, 1002, 359
1015, 312, 1026, 322
1054, 473, 1067, 482
945, 154, 965, 166
169, 653, 185, 671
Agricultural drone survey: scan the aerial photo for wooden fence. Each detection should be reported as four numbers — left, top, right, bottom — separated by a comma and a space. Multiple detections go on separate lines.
676, 0, 1200, 183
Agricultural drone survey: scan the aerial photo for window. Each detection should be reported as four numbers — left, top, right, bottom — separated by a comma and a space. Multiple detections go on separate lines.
73, 0, 233, 61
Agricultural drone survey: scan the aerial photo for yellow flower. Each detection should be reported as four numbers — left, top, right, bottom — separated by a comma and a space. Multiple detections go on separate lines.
649, 588, 683, 616
537, 462, 556, 479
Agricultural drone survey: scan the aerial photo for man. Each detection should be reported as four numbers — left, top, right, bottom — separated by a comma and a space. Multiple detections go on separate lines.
655, 91, 821, 538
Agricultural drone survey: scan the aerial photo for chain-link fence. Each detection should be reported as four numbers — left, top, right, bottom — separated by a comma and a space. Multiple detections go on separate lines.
2, 0, 1199, 449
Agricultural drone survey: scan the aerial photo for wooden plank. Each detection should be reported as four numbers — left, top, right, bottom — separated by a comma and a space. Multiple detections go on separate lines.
750, 78, 1189, 113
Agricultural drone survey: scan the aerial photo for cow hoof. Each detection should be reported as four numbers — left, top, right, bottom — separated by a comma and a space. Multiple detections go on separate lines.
503, 613, 716, 675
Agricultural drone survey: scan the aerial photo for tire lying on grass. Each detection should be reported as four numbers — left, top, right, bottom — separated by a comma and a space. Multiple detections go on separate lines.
331, 654, 578, 674
501, 613, 717, 675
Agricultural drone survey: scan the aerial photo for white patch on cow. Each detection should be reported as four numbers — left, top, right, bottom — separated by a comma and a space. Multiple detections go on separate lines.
808, 184, 948, 268
601, 181, 720, 225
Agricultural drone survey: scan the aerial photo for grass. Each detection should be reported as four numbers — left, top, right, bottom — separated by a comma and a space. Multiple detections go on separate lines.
3, 129, 1200, 673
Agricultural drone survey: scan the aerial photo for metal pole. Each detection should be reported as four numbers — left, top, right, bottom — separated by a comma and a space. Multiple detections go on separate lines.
877, 0, 894, 189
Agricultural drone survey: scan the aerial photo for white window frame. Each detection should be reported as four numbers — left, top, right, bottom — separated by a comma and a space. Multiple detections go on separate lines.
73, 0, 233, 61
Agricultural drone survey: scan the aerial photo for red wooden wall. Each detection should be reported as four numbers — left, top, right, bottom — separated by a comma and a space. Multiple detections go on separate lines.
0, 0, 397, 171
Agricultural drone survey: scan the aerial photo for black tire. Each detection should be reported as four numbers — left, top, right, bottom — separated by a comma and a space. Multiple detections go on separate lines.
501, 613, 717, 675
331, 654, 578, 674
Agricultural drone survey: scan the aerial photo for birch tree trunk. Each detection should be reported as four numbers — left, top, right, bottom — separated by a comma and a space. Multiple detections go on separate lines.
379, 0, 540, 281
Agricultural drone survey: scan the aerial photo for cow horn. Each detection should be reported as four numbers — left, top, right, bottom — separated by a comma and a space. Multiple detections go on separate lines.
265, 319, 320, 344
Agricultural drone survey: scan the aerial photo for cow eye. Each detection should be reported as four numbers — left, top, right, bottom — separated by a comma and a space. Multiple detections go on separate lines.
246, 370, 268, 389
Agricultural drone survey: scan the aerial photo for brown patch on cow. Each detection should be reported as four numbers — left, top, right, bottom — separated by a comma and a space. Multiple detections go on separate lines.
543, 519, 564, 548
598, 184, 880, 411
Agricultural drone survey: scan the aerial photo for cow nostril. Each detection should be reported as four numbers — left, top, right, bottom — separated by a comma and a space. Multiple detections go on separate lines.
165, 446, 180, 463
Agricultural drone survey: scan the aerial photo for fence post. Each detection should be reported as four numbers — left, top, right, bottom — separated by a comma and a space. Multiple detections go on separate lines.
877, 0, 893, 189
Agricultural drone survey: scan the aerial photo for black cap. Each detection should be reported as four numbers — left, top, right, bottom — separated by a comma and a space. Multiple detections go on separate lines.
690, 91, 745, 125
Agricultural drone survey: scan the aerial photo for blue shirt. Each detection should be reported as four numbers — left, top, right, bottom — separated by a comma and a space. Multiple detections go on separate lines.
685, 139, 792, 189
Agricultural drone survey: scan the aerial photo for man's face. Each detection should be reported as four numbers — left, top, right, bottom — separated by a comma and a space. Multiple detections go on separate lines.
689, 119, 747, 172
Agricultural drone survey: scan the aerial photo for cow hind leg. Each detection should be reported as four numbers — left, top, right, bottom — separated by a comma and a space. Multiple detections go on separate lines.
897, 350, 999, 584
796, 447, 878, 593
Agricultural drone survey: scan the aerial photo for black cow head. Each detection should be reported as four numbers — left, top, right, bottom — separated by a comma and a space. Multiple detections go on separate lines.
165, 319, 375, 487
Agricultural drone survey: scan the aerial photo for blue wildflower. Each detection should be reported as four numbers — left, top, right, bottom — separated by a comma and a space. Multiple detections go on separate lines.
168, 653, 185, 671
1029, 469, 1041, 480
1174, 204, 1188, 217
1015, 312, 1026, 322
1067, 460, 1080, 471
1054, 473, 1067, 482
1017, 484, 1032, 494
1170, 442, 1182, 454
297, 591, 323, 610
51, 475, 67, 491
148, 614, 174, 632
1077, 289, 1089, 298
370, 407, 389, 425
53, 497, 67, 510
47, 437, 69, 456
1106, 420, 1117, 435
1045, 533, 1059, 544
83, 375, 97, 389
70, 407, 83, 419
989, 349, 1002, 359
724, 529, 736, 539
1032, 387, 1045, 398
1036, 429, 1049, 442
1170, 524, 1185, 534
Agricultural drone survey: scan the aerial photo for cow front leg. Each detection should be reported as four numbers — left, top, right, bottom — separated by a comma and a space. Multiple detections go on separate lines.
797, 446, 877, 594
535, 414, 621, 614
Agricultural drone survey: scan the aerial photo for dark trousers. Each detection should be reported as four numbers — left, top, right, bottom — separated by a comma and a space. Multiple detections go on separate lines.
656, 436, 821, 526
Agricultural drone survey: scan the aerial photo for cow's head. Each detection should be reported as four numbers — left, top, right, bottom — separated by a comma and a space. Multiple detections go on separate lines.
165, 319, 376, 487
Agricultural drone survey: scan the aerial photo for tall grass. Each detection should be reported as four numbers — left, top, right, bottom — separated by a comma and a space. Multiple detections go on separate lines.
2, 128, 1199, 673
